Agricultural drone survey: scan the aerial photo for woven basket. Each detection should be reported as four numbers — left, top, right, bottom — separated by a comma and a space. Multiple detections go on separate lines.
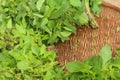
55, 5, 120, 65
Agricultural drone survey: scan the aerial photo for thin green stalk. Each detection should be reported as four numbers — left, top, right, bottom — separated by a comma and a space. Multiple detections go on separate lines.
85, 0, 99, 28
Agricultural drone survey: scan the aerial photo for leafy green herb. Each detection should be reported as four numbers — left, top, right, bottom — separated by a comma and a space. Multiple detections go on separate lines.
65, 44, 120, 80
66, 61, 91, 73
0, 0, 102, 45
85, 0, 99, 28
99, 44, 112, 66
2, 0, 117, 80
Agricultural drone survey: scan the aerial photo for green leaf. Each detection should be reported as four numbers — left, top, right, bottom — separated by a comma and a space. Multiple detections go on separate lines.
15, 24, 26, 34
69, 73, 80, 80
0, 53, 16, 68
63, 26, 76, 33
90, 0, 102, 16
43, 50, 56, 60
33, 13, 44, 18
42, 34, 49, 41
79, 12, 88, 25
84, 56, 102, 72
4, 72, 13, 78
63, 20, 76, 33
22, 18, 27, 28
110, 57, 120, 69
48, 32, 58, 44
40, 18, 48, 28
44, 26, 52, 35
66, 61, 91, 73
7, 19, 12, 29
40, 45, 46, 55
36, 0, 45, 11
51, 1, 70, 19
44, 70, 54, 80
60, 31, 72, 37
99, 44, 112, 66
31, 46, 39, 55
9, 51, 25, 61
69, 0, 81, 7
91, 4, 102, 16
17, 60, 29, 70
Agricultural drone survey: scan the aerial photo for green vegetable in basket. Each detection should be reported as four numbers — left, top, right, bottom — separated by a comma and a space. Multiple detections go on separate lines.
0, 0, 102, 45
0, 0, 104, 79
85, 0, 99, 28
65, 44, 120, 80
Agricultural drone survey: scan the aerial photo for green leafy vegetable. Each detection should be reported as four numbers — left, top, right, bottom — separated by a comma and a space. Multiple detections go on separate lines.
65, 44, 120, 80
66, 61, 91, 73
2, 0, 118, 80
17, 60, 29, 71
99, 44, 112, 66
0, 0, 102, 45
36, 0, 45, 11
70, 0, 81, 7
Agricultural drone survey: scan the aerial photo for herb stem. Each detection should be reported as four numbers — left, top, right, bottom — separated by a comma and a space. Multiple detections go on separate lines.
85, 0, 99, 28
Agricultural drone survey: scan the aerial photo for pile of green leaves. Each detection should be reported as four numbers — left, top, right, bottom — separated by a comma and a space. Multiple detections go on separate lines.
66, 44, 120, 80
0, 0, 102, 45
1, 32, 120, 80
0, 20, 65, 79
2, 0, 120, 80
